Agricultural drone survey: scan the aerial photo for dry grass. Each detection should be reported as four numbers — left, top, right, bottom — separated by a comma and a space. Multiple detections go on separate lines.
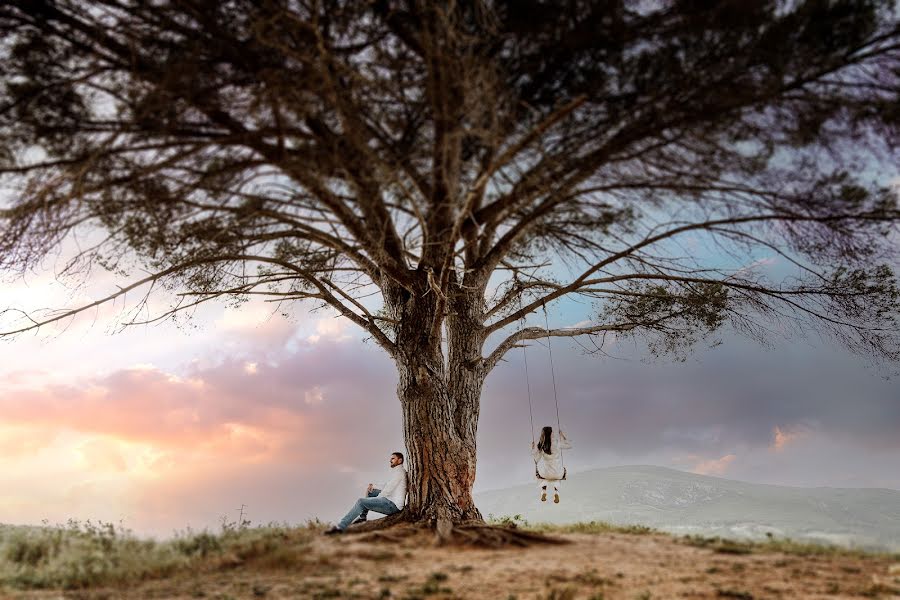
2, 519, 898, 599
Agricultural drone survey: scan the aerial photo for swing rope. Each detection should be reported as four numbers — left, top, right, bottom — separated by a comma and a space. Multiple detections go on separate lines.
542, 302, 565, 475
523, 332, 536, 447
521, 298, 566, 481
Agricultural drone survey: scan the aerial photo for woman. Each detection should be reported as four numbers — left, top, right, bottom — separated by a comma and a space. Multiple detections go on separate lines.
531, 425, 571, 503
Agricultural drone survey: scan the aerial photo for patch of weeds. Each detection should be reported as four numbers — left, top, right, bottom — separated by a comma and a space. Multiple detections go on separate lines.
1, 520, 186, 590
634, 592, 651, 600
252, 583, 271, 597
731, 563, 746, 572
825, 582, 840, 594
378, 574, 408, 583
861, 582, 900, 597
683, 535, 752, 555
252, 545, 303, 570
716, 590, 753, 599
399, 572, 453, 598
378, 588, 392, 599
355, 549, 398, 561
841, 565, 862, 574
421, 571, 452, 595
312, 587, 343, 599
532, 521, 655, 536
706, 566, 721, 574
545, 588, 577, 600
487, 514, 529, 529
174, 530, 222, 558
773, 559, 791, 567
572, 568, 612, 586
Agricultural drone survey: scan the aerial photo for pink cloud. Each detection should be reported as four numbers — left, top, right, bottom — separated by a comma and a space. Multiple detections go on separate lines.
0, 334, 405, 534
770, 425, 805, 452
691, 453, 737, 475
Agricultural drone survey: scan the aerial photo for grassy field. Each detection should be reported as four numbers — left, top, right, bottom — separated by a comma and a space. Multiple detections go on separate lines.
1, 518, 898, 599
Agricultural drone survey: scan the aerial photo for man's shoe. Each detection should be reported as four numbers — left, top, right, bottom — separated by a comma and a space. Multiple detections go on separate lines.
553, 493, 560, 504
351, 517, 367, 525
324, 527, 343, 535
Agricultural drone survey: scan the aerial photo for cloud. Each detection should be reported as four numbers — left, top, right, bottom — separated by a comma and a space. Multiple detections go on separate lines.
2, 286, 899, 535
771, 425, 805, 452
306, 317, 351, 344
0, 329, 407, 534
690, 454, 737, 476
304, 385, 325, 406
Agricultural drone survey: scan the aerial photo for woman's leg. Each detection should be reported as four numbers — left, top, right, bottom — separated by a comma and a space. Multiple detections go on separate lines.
553, 483, 560, 503
539, 481, 547, 501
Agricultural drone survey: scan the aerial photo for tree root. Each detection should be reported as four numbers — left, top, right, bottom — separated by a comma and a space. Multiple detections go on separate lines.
342, 511, 568, 548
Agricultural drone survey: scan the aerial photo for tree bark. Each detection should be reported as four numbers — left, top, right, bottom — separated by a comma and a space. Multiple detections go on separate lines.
389, 274, 486, 527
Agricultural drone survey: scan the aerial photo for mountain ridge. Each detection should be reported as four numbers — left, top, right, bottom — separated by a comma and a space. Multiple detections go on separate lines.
474, 465, 900, 552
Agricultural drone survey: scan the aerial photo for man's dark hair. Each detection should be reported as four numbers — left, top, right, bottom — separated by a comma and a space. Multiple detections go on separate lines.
392, 452, 404, 464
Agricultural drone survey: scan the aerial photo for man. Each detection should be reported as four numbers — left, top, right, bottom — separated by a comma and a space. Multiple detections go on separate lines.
325, 451, 407, 534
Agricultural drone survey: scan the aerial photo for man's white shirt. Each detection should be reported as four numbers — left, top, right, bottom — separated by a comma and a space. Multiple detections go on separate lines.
376, 465, 408, 509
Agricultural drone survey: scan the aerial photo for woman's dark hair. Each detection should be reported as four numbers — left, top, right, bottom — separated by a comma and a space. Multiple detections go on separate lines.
537, 426, 553, 454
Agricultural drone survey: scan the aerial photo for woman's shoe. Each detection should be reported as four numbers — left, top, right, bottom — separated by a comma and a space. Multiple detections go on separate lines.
553, 493, 560, 504
540, 491, 547, 502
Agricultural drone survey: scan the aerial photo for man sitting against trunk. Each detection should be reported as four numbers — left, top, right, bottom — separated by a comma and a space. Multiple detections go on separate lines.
325, 451, 407, 534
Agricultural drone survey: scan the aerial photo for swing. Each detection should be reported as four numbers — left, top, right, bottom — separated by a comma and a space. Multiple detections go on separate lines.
523, 302, 567, 482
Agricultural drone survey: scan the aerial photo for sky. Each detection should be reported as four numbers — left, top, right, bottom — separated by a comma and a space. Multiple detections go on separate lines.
1, 248, 899, 538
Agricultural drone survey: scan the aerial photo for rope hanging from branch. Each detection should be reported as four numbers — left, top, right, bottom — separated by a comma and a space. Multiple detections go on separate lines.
521, 299, 566, 481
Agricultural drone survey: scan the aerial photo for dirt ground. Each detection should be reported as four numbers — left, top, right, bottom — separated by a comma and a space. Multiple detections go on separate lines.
7, 528, 900, 600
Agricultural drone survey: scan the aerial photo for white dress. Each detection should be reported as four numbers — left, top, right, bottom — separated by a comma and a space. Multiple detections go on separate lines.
531, 431, 571, 480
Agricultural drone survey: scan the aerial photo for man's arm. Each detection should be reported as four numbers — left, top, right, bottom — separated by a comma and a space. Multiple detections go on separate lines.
378, 467, 404, 497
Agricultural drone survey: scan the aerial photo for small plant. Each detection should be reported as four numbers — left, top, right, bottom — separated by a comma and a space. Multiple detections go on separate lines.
545, 588, 577, 600
716, 590, 754, 599
487, 514, 530, 528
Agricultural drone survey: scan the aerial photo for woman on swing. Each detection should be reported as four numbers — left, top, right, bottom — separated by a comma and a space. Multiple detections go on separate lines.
531, 425, 571, 503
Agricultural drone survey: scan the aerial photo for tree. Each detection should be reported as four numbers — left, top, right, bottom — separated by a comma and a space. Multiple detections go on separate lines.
1, 1, 899, 538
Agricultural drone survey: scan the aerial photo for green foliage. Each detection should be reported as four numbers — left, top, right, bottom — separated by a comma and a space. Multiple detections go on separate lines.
600, 281, 729, 360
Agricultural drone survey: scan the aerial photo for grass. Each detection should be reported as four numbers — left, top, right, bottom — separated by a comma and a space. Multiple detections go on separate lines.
529, 521, 656, 536
3, 517, 896, 595
0, 518, 325, 591
681, 533, 900, 560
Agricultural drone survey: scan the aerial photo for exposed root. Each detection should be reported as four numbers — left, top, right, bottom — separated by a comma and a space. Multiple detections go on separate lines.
346, 509, 413, 534
341, 512, 568, 548
450, 522, 568, 548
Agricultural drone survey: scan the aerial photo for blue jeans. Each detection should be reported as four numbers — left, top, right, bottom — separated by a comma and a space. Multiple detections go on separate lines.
338, 488, 399, 530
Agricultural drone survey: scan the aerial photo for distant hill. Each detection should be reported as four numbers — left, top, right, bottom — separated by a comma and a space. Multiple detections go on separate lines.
475, 465, 900, 552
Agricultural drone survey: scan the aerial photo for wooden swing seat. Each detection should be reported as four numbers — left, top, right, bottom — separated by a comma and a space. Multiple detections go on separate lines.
534, 466, 567, 481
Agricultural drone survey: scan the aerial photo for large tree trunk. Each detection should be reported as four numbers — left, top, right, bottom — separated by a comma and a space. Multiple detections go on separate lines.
388, 275, 487, 527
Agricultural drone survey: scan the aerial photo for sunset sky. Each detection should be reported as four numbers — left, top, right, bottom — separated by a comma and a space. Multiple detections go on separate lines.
2, 247, 899, 538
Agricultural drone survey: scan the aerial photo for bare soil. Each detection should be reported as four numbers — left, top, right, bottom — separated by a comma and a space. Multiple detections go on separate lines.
7, 528, 900, 600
